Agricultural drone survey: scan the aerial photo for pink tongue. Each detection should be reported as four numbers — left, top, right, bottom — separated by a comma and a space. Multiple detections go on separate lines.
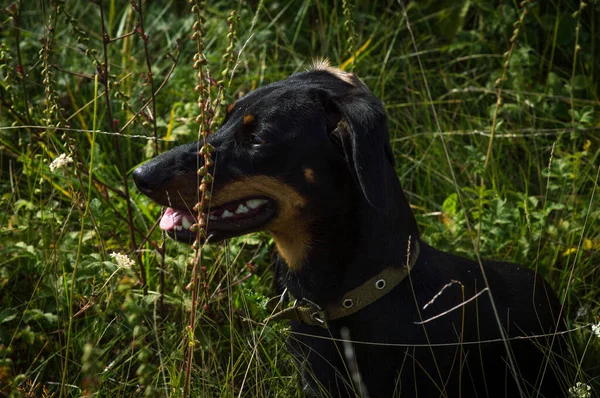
160, 208, 183, 230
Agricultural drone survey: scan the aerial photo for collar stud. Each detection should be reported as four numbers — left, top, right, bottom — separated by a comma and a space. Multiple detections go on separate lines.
342, 298, 354, 308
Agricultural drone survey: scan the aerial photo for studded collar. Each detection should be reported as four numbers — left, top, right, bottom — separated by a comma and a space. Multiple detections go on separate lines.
266, 240, 420, 328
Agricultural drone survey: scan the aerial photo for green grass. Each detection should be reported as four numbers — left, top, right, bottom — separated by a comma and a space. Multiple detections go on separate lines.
1, 0, 599, 397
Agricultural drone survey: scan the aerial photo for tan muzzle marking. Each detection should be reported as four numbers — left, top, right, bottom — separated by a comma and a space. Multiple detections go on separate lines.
212, 176, 311, 270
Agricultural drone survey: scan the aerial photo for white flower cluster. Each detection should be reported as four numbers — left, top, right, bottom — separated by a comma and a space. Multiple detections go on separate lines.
568, 382, 592, 398
592, 322, 600, 338
49, 153, 73, 172
109, 252, 135, 269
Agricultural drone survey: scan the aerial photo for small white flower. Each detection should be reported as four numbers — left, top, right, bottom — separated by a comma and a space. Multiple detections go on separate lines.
568, 382, 592, 398
49, 153, 73, 172
592, 322, 600, 338
109, 252, 135, 269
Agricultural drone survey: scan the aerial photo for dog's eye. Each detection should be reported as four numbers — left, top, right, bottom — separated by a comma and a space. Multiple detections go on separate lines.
250, 134, 265, 147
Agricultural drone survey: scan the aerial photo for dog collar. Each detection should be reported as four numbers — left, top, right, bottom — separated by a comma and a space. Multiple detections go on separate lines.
266, 240, 420, 328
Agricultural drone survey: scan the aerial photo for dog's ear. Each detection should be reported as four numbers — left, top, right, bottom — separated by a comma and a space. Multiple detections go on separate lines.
320, 84, 393, 211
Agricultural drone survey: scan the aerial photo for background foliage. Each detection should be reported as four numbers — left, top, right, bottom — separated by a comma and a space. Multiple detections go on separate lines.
0, 0, 599, 396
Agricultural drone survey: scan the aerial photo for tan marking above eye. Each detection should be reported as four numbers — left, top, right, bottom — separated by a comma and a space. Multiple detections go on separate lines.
211, 176, 310, 271
226, 103, 236, 114
303, 168, 316, 184
242, 114, 255, 126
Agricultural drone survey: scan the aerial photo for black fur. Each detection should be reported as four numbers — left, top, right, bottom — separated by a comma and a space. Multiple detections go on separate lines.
133, 68, 567, 397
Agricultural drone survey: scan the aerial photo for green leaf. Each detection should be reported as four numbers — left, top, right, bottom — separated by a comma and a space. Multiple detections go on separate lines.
15, 241, 36, 255
90, 198, 102, 218
14, 199, 35, 212
442, 193, 458, 217
238, 234, 262, 246
23, 309, 44, 323
0, 309, 18, 324
43, 312, 58, 325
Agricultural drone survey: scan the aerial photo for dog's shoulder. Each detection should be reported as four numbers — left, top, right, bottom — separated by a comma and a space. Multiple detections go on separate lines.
415, 243, 562, 332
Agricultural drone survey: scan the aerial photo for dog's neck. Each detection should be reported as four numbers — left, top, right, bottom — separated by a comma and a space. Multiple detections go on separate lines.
279, 171, 419, 306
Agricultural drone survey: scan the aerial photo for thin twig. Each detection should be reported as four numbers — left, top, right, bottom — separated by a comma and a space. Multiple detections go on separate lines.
184, 1, 216, 395
0, 97, 28, 125
132, 0, 159, 155
341, 327, 369, 398
422, 280, 463, 310
397, 1, 526, 396
569, 1, 586, 130
12, 0, 31, 124
0, 125, 167, 141
108, 25, 138, 43
415, 289, 489, 325
118, 41, 182, 133
96, 0, 146, 289
284, 324, 592, 348
483, 1, 530, 170
391, 126, 600, 142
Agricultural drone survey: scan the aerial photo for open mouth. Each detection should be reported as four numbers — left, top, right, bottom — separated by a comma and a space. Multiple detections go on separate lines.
159, 197, 277, 243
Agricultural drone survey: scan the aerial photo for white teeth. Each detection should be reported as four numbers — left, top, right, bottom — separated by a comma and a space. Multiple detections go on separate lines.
175, 225, 183, 231
207, 200, 267, 221
221, 210, 233, 218
182, 217, 193, 230
246, 199, 267, 209
236, 204, 249, 214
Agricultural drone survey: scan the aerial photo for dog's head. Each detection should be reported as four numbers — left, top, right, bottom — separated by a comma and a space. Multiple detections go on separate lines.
133, 62, 396, 267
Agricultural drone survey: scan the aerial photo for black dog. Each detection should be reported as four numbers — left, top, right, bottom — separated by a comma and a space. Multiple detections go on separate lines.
133, 62, 567, 397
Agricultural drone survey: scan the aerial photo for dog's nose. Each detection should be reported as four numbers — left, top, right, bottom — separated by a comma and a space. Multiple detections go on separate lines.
132, 164, 163, 195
